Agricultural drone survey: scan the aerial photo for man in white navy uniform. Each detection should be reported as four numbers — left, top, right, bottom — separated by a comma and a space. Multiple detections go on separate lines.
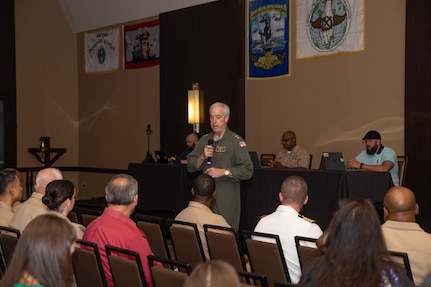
254, 175, 323, 284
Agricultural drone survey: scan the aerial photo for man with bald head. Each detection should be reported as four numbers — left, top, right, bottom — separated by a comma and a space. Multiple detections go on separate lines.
254, 175, 322, 284
176, 133, 199, 164
382, 186, 431, 285
265, 131, 310, 169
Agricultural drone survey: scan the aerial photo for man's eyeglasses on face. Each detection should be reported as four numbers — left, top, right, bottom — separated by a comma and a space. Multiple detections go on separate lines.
281, 137, 294, 142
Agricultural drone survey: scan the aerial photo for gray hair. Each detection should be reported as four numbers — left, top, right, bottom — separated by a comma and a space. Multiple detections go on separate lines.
210, 102, 230, 117
105, 174, 138, 205
35, 168, 63, 189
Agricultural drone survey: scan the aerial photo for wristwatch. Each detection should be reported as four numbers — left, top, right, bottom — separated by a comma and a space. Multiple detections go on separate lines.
224, 169, 231, 176
360, 163, 364, 169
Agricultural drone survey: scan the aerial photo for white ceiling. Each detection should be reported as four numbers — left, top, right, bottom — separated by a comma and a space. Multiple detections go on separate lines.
57, 0, 218, 33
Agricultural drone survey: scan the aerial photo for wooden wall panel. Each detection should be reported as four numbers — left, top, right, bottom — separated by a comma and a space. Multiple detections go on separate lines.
0, 0, 17, 167
159, 0, 245, 157
405, 1, 431, 231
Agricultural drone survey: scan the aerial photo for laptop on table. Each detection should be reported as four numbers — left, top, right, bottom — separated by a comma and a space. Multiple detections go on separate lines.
154, 150, 169, 163
319, 152, 347, 171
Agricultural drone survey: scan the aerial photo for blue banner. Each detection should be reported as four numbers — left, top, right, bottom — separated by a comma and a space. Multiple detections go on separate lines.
248, 0, 290, 79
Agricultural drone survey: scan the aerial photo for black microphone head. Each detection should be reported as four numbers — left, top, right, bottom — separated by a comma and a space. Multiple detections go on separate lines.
208, 139, 214, 145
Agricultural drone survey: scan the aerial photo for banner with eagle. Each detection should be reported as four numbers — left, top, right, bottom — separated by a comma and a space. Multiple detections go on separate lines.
248, 0, 290, 79
296, 0, 365, 59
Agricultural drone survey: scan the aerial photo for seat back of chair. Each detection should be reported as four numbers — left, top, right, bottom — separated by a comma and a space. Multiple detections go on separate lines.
204, 224, 246, 272
167, 219, 205, 269
135, 215, 170, 260
294, 236, 319, 270
238, 270, 268, 287
308, 154, 313, 169
397, 156, 408, 186
76, 207, 102, 227
389, 250, 414, 284
241, 230, 290, 287
148, 255, 191, 287
67, 210, 79, 223
0, 226, 20, 271
106, 245, 147, 287
72, 239, 108, 287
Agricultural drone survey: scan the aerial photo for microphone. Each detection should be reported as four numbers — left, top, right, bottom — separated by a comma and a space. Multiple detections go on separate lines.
206, 139, 214, 165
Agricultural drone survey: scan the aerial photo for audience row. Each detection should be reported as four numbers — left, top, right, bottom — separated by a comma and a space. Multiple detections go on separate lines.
0, 166, 429, 286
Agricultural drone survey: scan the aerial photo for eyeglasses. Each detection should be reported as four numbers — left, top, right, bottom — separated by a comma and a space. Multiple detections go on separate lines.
281, 137, 294, 142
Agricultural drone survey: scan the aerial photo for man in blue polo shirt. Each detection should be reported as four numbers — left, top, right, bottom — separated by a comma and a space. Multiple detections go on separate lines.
347, 130, 399, 186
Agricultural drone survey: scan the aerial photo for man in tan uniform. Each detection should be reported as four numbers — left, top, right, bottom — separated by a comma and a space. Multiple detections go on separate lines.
381, 186, 431, 285
9, 167, 63, 232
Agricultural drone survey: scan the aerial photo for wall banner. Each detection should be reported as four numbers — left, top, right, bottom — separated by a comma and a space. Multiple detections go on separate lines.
248, 0, 290, 79
296, 0, 365, 59
85, 28, 120, 74
123, 19, 160, 69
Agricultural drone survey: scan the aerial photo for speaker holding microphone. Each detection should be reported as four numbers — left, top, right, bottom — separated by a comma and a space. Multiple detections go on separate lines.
206, 139, 214, 165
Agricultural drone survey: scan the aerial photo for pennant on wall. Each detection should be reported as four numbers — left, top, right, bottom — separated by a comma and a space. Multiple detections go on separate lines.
123, 19, 160, 69
85, 28, 120, 74
296, 0, 365, 59
248, 0, 290, 79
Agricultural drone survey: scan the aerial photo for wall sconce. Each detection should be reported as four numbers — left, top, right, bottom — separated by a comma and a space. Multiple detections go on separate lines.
188, 82, 204, 133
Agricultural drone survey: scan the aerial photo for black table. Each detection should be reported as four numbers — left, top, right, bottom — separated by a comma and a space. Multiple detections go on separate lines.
240, 168, 393, 231
128, 163, 393, 231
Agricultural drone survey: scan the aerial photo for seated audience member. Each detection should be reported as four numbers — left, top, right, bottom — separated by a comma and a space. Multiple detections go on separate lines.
42, 179, 86, 239
298, 199, 414, 287
183, 260, 241, 287
381, 186, 431, 285
0, 213, 77, 287
175, 133, 199, 164
82, 173, 157, 287
0, 169, 23, 227
175, 174, 231, 259
347, 130, 399, 185
254, 175, 322, 284
9, 167, 63, 232
265, 131, 310, 169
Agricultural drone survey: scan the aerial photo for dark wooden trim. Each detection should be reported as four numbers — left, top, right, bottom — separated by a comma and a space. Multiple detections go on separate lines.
1, 0, 17, 167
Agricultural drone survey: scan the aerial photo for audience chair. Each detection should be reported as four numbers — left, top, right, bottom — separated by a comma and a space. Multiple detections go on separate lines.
134, 214, 171, 260
67, 209, 79, 224
166, 219, 206, 269
397, 155, 408, 186
203, 224, 247, 272
148, 255, 191, 287
76, 207, 102, 227
308, 154, 313, 169
241, 230, 291, 287
238, 270, 268, 287
105, 244, 148, 287
0, 225, 21, 272
388, 250, 414, 284
294, 236, 320, 270
72, 239, 108, 287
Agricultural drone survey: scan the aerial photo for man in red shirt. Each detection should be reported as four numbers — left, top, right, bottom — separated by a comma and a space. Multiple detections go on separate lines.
83, 174, 156, 287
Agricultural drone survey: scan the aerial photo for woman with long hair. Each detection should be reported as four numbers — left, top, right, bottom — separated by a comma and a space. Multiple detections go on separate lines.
0, 213, 77, 287
42, 179, 85, 239
298, 198, 414, 287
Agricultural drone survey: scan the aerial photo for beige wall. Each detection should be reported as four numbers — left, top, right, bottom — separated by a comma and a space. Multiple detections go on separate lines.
15, 0, 405, 198
245, 0, 405, 168
15, 0, 80, 194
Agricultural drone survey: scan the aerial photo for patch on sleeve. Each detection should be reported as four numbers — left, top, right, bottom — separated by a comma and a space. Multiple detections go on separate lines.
298, 214, 315, 223
239, 141, 247, 147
